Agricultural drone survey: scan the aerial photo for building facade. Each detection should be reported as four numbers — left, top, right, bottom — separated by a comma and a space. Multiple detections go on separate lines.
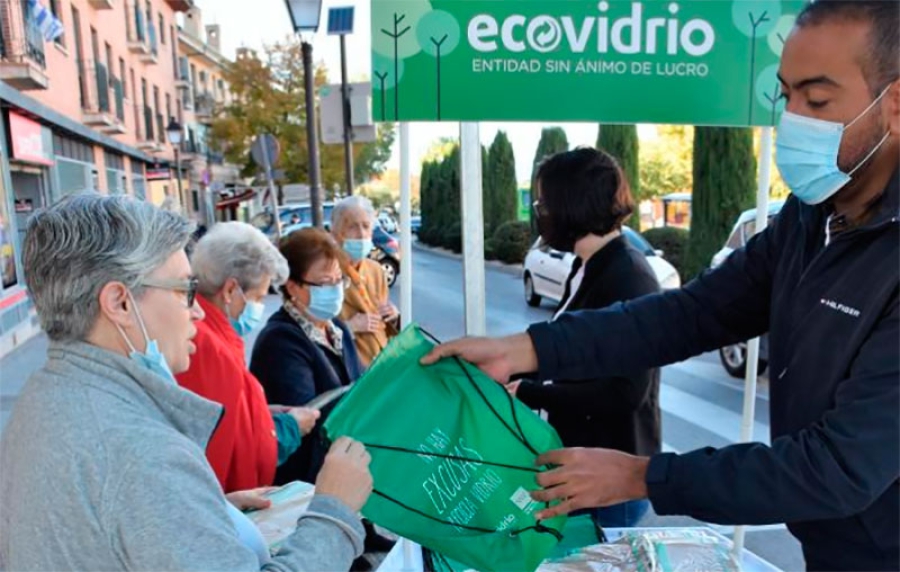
0, 0, 236, 357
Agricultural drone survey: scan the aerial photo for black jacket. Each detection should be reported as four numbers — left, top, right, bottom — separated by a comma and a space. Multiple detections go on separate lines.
529, 170, 899, 571
517, 237, 662, 456
249, 308, 363, 483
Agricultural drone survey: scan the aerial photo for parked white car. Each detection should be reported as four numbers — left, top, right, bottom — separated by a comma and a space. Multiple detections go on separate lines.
523, 226, 681, 307
710, 200, 784, 378
378, 212, 398, 233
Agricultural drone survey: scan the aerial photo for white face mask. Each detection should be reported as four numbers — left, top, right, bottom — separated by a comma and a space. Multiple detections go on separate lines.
775, 84, 892, 205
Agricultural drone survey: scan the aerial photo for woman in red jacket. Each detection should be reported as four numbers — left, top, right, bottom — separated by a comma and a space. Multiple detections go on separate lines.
177, 221, 319, 492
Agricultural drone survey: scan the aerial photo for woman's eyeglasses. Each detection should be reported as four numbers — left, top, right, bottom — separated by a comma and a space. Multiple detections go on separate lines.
139, 276, 200, 307
302, 277, 351, 290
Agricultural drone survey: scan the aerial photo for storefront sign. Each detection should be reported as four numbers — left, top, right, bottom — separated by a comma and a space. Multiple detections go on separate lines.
146, 166, 171, 181
8, 112, 53, 166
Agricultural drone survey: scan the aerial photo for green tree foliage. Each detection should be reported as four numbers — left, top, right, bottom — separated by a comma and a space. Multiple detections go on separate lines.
485, 131, 518, 235
597, 124, 640, 227
684, 127, 757, 280
209, 37, 394, 197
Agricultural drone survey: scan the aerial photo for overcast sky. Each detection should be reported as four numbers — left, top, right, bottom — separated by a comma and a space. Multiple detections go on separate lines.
196, 1, 653, 183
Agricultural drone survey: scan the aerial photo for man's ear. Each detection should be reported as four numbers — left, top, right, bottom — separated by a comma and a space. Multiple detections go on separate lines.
885, 82, 900, 136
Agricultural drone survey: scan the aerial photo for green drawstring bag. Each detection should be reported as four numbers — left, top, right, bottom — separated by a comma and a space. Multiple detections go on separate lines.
324, 325, 567, 572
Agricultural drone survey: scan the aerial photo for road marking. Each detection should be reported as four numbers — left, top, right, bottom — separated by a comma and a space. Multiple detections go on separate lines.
660, 384, 771, 445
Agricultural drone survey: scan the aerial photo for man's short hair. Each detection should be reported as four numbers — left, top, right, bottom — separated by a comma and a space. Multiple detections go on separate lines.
796, 1, 899, 94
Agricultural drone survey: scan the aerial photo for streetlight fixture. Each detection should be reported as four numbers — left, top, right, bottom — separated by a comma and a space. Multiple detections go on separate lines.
283, 0, 325, 228
166, 117, 185, 214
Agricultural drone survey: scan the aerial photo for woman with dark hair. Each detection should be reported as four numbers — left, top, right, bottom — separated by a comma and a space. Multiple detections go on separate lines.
510, 147, 662, 528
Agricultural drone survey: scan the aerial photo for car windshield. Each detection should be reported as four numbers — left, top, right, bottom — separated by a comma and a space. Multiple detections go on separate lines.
622, 227, 655, 256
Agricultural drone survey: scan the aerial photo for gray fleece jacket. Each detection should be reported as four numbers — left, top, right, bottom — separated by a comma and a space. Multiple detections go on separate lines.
0, 341, 364, 571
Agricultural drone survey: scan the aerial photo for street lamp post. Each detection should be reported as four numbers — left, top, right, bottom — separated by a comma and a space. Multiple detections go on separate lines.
166, 117, 184, 214
284, 0, 325, 228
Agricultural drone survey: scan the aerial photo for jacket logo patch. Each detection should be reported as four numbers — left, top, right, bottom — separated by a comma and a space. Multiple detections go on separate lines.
820, 298, 861, 318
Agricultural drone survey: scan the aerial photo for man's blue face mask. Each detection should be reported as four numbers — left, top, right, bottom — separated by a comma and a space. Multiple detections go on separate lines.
775, 84, 892, 205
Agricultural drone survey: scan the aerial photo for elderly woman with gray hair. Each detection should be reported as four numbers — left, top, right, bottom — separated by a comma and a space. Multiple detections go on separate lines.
177, 222, 321, 494
0, 194, 372, 571
331, 196, 399, 367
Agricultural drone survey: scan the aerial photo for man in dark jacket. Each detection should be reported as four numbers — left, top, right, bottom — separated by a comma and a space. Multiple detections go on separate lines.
424, 2, 899, 570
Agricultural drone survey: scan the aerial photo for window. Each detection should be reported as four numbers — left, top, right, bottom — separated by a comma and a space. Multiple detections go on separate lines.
119, 58, 126, 96
158, 14, 165, 44
0, 172, 19, 290
48, 0, 65, 46
165, 93, 171, 126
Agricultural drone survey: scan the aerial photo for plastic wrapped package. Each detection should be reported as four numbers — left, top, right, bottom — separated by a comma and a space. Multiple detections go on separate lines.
537, 529, 739, 572
538, 543, 637, 572
627, 529, 739, 572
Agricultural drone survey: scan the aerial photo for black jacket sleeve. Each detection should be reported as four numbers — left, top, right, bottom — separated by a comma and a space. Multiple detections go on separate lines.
250, 324, 318, 406
646, 294, 900, 524
527, 213, 782, 381
516, 372, 654, 417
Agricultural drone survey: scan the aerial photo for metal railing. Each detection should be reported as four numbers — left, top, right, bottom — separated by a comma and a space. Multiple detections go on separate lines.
80, 59, 110, 113
0, 0, 47, 68
126, 2, 145, 44
112, 77, 125, 121
195, 91, 215, 117
132, 100, 144, 140
143, 104, 154, 140
147, 21, 157, 56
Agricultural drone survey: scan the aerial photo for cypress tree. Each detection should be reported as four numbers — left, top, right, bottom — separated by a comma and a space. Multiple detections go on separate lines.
597, 124, 641, 228
684, 127, 757, 280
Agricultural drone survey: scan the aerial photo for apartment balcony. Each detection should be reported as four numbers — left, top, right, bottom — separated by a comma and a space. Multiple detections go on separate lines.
0, 0, 49, 90
164, 0, 193, 11
141, 23, 158, 64
174, 57, 190, 89
194, 92, 215, 124
125, 3, 156, 62
81, 61, 126, 134
87, 0, 114, 9
137, 104, 162, 152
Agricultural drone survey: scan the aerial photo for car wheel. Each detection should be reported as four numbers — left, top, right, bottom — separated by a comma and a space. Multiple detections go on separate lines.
381, 259, 399, 288
524, 274, 541, 307
719, 343, 769, 378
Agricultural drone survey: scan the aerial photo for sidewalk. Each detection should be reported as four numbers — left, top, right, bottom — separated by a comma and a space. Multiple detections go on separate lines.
0, 332, 48, 434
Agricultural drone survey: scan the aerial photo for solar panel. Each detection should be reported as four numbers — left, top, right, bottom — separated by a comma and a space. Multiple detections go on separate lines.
327, 6, 354, 35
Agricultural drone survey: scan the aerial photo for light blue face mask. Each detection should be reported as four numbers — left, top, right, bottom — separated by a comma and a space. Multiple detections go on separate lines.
307, 283, 345, 321
343, 238, 374, 262
116, 291, 176, 384
775, 84, 892, 205
230, 286, 266, 337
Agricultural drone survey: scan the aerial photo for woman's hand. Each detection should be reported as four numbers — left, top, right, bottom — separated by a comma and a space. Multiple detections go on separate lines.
226, 487, 276, 511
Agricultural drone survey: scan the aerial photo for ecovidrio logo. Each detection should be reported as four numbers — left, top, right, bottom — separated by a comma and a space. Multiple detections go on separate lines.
467, 1, 716, 56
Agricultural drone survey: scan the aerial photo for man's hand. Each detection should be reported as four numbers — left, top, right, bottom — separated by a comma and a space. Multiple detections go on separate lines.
531, 448, 650, 520
420, 333, 539, 384
288, 407, 320, 435
349, 312, 386, 334
268, 404, 291, 414
226, 487, 276, 511
315, 437, 374, 512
